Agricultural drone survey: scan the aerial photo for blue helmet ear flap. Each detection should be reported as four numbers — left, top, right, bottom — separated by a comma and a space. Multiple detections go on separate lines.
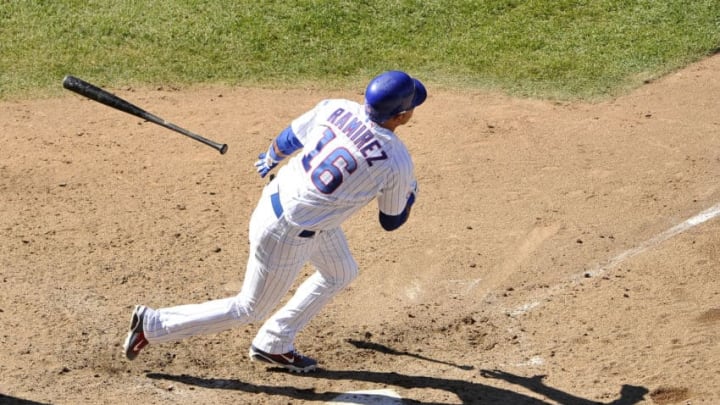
411, 79, 427, 109
364, 71, 427, 123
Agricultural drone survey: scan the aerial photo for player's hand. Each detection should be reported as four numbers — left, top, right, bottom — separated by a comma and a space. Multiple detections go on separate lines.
254, 152, 279, 178
254, 144, 282, 178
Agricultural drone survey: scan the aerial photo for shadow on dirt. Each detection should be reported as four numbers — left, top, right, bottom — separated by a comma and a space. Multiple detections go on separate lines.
148, 368, 648, 404
148, 338, 648, 404
346, 338, 476, 371
479, 370, 649, 405
0, 395, 52, 405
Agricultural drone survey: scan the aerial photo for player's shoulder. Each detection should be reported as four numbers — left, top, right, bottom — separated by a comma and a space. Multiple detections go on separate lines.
372, 130, 413, 166
374, 126, 409, 149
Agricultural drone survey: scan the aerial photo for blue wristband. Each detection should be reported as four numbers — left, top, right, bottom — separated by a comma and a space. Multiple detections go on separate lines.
275, 126, 303, 156
267, 143, 282, 162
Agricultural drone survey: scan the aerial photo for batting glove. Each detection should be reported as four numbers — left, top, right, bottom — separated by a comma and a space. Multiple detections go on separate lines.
254, 144, 282, 178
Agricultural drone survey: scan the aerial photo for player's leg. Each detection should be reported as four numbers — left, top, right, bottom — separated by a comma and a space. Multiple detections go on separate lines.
141, 250, 304, 344
140, 188, 313, 344
252, 227, 358, 354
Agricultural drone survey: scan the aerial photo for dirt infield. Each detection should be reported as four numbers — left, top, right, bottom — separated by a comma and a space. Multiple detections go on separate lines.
1, 55, 719, 404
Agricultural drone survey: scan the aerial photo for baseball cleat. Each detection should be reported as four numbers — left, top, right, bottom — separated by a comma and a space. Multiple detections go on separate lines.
123, 305, 149, 360
249, 345, 318, 373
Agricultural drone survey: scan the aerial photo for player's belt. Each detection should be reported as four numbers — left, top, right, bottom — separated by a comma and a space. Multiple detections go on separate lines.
270, 192, 316, 238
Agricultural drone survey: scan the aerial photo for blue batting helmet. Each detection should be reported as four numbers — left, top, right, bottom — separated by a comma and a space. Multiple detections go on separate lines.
364, 71, 427, 123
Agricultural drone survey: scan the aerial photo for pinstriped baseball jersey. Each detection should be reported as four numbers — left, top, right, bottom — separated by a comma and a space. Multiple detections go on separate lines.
275, 98, 416, 230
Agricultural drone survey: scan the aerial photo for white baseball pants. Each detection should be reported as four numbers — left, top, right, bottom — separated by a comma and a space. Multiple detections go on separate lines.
141, 182, 359, 354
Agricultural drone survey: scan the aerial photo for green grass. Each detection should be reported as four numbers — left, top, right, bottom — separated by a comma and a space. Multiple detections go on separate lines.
1, 0, 719, 100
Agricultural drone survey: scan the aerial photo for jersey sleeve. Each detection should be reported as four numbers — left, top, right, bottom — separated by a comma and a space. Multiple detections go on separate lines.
377, 155, 415, 216
290, 100, 331, 145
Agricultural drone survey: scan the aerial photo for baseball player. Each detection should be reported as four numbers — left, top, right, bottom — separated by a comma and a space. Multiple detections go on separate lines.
123, 70, 426, 373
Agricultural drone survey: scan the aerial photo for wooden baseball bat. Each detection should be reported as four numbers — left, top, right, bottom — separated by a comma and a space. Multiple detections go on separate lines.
62, 75, 228, 154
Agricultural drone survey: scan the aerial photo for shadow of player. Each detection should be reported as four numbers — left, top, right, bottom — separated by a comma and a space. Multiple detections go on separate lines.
148, 367, 647, 404
148, 339, 648, 404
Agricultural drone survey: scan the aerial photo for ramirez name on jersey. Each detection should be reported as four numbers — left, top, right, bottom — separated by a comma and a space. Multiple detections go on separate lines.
325, 107, 388, 166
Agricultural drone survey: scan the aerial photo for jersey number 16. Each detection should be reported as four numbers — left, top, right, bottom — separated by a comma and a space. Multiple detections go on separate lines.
301, 128, 358, 194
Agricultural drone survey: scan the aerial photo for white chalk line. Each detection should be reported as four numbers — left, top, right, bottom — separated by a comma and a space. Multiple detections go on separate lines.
501, 202, 720, 371
327, 389, 402, 404
511, 202, 720, 317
